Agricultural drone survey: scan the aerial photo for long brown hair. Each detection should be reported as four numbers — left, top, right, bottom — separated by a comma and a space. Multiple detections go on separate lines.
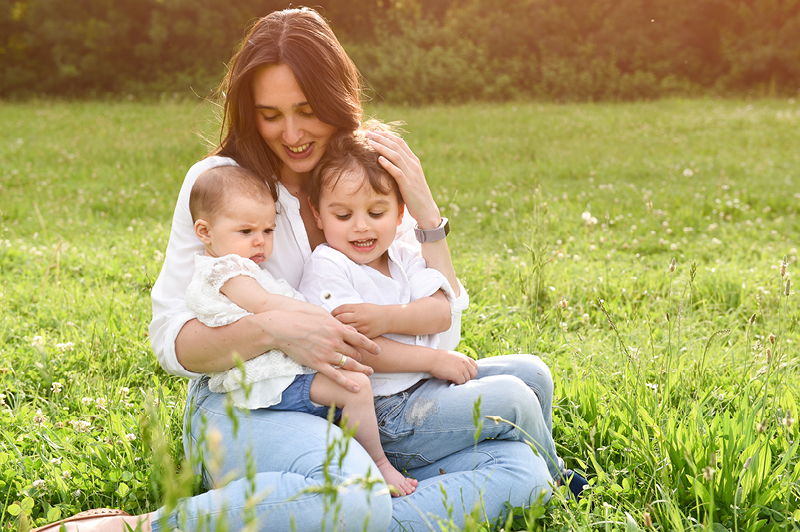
213, 8, 363, 200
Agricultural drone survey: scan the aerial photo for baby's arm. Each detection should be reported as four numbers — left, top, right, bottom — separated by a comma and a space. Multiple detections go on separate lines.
332, 290, 451, 338
220, 276, 329, 318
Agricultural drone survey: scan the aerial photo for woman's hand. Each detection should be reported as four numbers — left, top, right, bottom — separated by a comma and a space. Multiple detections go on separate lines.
264, 310, 379, 393
175, 309, 379, 393
366, 130, 442, 229
428, 350, 478, 385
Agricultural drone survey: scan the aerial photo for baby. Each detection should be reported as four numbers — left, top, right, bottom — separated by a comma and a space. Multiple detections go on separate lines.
185, 165, 417, 496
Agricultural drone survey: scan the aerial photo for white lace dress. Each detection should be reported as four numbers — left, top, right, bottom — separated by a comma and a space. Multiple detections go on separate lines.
185, 253, 314, 409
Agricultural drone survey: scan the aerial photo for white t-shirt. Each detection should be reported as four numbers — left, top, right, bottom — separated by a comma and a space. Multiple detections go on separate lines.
185, 253, 314, 409
299, 242, 469, 396
149, 156, 464, 378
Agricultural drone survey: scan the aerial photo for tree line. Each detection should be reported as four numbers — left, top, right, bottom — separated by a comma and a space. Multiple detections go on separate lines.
2, 0, 799, 103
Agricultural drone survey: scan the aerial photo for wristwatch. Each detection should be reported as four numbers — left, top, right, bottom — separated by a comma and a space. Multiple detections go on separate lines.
414, 217, 450, 243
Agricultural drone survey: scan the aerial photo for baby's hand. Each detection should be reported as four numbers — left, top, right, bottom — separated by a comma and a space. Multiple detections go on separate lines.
332, 303, 388, 338
428, 350, 478, 385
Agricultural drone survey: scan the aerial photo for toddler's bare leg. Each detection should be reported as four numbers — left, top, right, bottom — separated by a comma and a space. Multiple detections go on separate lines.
309, 372, 418, 496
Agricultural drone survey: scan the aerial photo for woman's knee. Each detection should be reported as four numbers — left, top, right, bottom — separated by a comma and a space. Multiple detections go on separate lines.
475, 375, 540, 417
505, 354, 554, 405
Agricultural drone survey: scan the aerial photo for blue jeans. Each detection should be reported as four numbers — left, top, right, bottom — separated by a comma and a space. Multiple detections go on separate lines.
151, 354, 557, 531
377, 354, 564, 480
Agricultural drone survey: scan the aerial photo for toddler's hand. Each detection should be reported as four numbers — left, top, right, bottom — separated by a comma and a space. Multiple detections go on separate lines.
428, 350, 478, 385
332, 303, 388, 338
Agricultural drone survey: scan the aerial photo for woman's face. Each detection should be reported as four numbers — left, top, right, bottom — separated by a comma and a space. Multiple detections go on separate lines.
251, 64, 337, 182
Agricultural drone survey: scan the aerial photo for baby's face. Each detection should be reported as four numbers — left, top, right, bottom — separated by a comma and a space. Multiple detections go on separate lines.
314, 170, 403, 269
206, 195, 277, 264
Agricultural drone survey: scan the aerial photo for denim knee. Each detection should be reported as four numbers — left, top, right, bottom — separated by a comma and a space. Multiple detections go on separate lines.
511, 354, 554, 408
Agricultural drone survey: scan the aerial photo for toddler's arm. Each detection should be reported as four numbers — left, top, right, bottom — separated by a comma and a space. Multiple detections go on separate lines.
359, 337, 477, 384
331, 290, 451, 338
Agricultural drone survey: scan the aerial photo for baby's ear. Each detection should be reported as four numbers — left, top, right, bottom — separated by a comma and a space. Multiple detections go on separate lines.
194, 219, 213, 244
397, 203, 405, 226
308, 198, 324, 230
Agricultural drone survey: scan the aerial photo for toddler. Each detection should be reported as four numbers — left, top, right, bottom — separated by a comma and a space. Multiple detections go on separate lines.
299, 130, 471, 454
185, 165, 417, 496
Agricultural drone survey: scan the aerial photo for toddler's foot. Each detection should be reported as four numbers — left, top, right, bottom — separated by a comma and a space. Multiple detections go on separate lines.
377, 459, 418, 496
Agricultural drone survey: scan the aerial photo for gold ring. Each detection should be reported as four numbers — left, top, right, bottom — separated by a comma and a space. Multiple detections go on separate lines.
333, 354, 347, 369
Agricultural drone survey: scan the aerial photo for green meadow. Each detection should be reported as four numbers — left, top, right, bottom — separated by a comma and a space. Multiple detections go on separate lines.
1, 98, 798, 531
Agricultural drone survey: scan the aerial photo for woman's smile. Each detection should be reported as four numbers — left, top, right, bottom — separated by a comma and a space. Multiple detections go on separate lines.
285, 142, 314, 159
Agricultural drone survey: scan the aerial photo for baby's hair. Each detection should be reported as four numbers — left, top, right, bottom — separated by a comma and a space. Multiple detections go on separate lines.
310, 129, 403, 209
190, 166, 273, 223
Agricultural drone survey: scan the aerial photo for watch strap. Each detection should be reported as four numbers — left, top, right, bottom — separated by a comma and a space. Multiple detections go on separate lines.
414, 217, 450, 243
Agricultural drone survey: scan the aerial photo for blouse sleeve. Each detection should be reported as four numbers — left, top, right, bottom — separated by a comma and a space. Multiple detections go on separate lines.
149, 156, 238, 378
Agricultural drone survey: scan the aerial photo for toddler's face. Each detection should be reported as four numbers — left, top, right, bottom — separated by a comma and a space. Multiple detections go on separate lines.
203, 195, 276, 264
313, 170, 403, 270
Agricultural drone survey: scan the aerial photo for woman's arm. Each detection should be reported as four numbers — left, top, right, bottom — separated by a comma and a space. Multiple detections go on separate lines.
367, 131, 460, 297
175, 311, 378, 392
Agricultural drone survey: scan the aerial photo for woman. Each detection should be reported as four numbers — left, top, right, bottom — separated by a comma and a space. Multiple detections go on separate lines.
34, 8, 568, 532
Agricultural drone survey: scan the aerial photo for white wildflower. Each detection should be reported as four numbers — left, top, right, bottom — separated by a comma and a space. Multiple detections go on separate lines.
56, 342, 75, 352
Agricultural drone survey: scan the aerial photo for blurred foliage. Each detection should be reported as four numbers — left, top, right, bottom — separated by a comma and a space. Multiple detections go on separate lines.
1, 0, 799, 102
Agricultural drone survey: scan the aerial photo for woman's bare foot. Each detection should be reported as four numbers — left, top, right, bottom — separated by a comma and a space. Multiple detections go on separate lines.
375, 457, 418, 496
33, 512, 154, 532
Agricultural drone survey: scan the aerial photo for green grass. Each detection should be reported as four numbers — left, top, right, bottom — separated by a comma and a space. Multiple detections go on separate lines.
1, 97, 798, 531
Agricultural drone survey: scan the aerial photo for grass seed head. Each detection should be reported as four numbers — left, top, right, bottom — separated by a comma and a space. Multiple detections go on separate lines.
780, 255, 788, 277
703, 466, 715, 481
643, 512, 653, 528
669, 257, 676, 272
757, 420, 766, 433
785, 277, 791, 296
560, 295, 568, 309
766, 347, 772, 363
784, 410, 794, 428
768, 333, 775, 343
749, 312, 757, 325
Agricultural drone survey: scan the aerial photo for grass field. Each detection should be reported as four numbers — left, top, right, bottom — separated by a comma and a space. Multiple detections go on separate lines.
1, 98, 798, 531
